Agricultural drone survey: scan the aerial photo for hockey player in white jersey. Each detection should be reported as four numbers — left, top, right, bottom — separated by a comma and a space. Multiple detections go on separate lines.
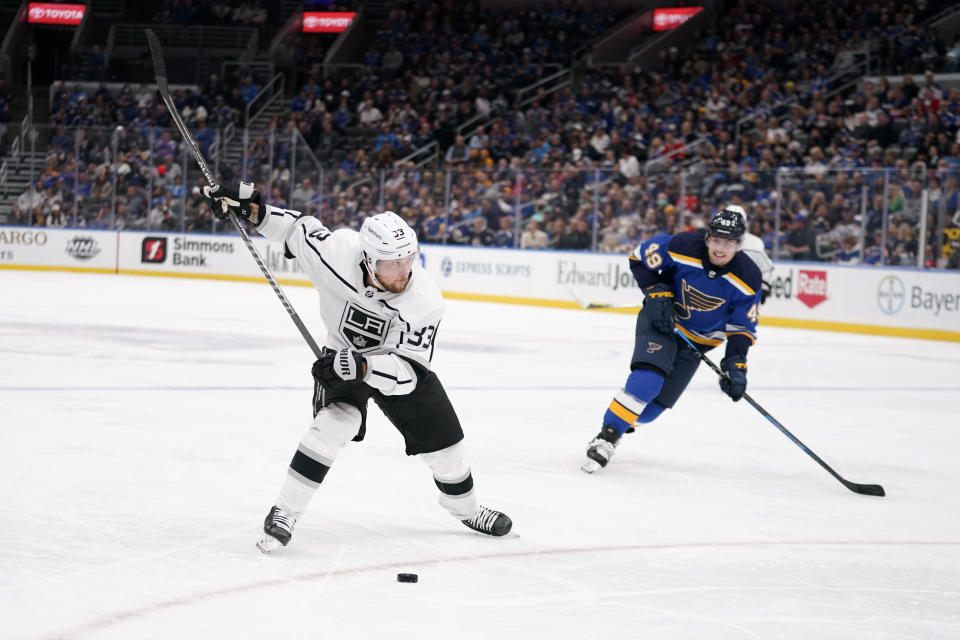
722, 205, 774, 303
204, 182, 513, 552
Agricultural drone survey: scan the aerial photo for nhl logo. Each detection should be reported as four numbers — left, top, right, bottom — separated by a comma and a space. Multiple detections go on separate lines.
65, 236, 101, 260
646, 342, 663, 353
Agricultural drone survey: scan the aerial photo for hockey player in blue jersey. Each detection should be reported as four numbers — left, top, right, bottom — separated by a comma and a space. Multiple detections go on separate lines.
582, 207, 763, 473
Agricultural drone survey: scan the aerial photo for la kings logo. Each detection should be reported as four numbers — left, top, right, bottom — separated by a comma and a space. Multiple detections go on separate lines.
339, 302, 389, 352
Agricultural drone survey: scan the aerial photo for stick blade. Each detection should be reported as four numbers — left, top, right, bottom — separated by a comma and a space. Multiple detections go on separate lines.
567, 284, 639, 310
847, 482, 885, 497
144, 29, 168, 92
566, 284, 591, 309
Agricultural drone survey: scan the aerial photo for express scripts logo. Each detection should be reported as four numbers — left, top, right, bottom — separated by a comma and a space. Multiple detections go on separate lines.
141, 237, 167, 263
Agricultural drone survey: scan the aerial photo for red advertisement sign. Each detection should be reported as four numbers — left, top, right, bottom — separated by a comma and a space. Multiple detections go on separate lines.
797, 269, 828, 308
141, 237, 167, 264
27, 2, 86, 25
302, 11, 356, 33
652, 7, 702, 31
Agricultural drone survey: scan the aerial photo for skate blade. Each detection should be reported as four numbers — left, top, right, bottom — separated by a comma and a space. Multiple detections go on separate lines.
256, 534, 285, 554
581, 458, 603, 474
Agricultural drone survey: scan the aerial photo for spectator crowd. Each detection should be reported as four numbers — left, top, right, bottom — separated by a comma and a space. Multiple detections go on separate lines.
5, 0, 960, 268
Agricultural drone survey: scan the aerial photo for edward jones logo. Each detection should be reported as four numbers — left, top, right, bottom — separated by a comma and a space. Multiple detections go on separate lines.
142, 237, 167, 263
796, 270, 828, 308
877, 275, 905, 315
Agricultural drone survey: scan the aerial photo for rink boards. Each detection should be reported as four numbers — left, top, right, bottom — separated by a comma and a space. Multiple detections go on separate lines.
2, 226, 958, 341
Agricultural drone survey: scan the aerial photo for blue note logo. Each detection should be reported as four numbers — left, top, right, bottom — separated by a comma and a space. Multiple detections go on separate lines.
673, 278, 724, 319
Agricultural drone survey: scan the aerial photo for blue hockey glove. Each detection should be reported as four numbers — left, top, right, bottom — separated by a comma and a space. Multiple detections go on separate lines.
203, 181, 261, 221
312, 349, 365, 387
642, 283, 675, 334
719, 357, 747, 401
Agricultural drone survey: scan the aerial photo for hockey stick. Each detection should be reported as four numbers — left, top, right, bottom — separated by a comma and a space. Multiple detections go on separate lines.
675, 330, 886, 497
145, 29, 323, 359
567, 285, 641, 310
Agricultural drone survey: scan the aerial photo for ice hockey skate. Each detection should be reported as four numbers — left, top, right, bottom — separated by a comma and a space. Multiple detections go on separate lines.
582, 425, 622, 473
461, 506, 512, 536
256, 505, 298, 553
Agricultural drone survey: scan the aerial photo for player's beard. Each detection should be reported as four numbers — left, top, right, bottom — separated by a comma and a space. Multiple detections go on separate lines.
378, 272, 410, 293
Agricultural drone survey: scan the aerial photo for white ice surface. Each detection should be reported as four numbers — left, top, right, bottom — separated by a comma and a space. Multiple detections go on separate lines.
1, 271, 959, 640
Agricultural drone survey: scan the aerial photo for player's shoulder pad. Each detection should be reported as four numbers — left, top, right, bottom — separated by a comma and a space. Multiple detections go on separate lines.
632, 232, 673, 259
668, 230, 707, 258
395, 265, 445, 324
308, 226, 359, 258
728, 252, 763, 292
329, 227, 358, 244
741, 232, 766, 253
292, 224, 357, 265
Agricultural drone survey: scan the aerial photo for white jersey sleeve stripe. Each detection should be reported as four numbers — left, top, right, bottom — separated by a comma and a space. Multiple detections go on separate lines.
370, 370, 413, 383
298, 225, 359, 293
428, 320, 440, 363
364, 353, 417, 395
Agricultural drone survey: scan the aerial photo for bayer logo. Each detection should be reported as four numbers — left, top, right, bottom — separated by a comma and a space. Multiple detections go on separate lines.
876, 275, 905, 315
441, 256, 453, 277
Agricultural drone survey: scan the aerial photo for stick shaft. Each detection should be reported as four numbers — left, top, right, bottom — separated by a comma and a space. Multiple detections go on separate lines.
145, 29, 323, 359
675, 329, 884, 497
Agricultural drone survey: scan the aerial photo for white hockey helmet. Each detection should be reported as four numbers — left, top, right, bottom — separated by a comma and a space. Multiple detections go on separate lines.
360, 211, 418, 287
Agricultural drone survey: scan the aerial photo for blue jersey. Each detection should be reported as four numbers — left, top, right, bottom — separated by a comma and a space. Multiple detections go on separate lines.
629, 230, 762, 359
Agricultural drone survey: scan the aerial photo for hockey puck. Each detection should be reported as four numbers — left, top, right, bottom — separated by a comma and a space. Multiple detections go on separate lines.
397, 573, 418, 583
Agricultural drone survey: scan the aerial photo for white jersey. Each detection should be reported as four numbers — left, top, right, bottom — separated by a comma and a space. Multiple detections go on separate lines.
258, 205, 445, 396
741, 232, 773, 283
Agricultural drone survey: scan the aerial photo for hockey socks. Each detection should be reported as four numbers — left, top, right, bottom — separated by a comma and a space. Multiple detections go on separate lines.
603, 368, 665, 434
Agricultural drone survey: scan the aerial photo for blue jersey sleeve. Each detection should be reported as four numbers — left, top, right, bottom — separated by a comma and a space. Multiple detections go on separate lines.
628, 233, 675, 288
722, 258, 762, 360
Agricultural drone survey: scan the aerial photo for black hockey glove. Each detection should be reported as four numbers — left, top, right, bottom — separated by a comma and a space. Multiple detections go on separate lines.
719, 356, 747, 402
642, 283, 675, 334
203, 182, 261, 222
760, 280, 771, 305
312, 349, 366, 387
